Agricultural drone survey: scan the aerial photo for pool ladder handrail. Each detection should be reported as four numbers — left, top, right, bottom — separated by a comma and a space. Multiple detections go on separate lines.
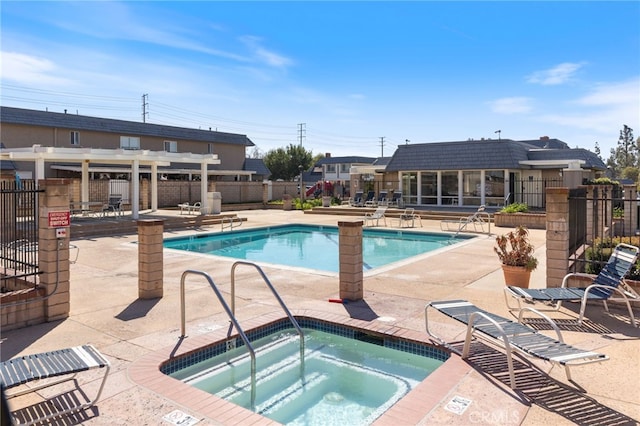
179, 269, 258, 408
221, 215, 242, 231
230, 261, 305, 362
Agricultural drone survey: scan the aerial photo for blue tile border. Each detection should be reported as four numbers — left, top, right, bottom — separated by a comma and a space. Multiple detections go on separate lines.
161, 317, 449, 375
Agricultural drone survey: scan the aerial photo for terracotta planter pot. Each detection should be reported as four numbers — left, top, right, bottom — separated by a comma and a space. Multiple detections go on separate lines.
501, 264, 532, 288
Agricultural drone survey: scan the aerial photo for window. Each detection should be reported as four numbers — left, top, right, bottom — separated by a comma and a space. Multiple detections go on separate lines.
420, 172, 437, 205
208, 143, 214, 154
70, 131, 80, 146
326, 164, 336, 173
340, 164, 350, 173
164, 140, 177, 152
441, 171, 458, 205
120, 136, 140, 150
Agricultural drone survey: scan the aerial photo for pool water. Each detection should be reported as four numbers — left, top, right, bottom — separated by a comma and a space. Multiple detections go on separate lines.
163, 224, 470, 272
166, 327, 446, 425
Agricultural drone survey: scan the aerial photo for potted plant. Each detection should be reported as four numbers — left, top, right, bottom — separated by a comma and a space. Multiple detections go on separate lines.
494, 225, 538, 288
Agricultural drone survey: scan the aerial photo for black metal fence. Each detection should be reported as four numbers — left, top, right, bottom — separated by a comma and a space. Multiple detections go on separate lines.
1, 180, 42, 290
512, 178, 563, 209
567, 186, 639, 277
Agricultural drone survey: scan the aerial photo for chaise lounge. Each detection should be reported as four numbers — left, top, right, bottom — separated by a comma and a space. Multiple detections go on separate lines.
504, 243, 639, 327
1, 345, 110, 425
425, 300, 609, 389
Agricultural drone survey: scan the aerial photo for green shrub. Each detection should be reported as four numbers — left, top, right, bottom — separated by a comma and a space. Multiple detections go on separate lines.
500, 203, 529, 213
585, 237, 640, 280
586, 177, 620, 186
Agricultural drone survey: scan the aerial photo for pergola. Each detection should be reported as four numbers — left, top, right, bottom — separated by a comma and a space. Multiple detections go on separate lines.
0, 145, 221, 219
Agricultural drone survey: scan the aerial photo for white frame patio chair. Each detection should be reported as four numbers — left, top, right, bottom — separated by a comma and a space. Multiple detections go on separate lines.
440, 205, 490, 234
1, 345, 110, 425
504, 243, 639, 327
425, 300, 608, 389
363, 206, 387, 227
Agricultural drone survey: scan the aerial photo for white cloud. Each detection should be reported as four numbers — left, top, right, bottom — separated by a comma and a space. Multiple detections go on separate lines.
240, 36, 293, 69
527, 62, 586, 85
537, 77, 640, 135
574, 78, 640, 106
0, 51, 70, 86
488, 97, 533, 114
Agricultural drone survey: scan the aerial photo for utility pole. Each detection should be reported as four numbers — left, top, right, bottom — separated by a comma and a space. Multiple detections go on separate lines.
142, 94, 149, 123
379, 137, 385, 157
298, 123, 306, 146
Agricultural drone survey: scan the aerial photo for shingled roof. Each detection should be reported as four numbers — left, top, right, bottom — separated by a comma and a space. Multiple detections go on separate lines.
0, 106, 254, 147
385, 139, 605, 171
243, 158, 271, 177
385, 140, 530, 171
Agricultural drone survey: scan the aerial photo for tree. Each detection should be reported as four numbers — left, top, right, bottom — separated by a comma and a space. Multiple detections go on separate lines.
263, 144, 314, 180
607, 125, 639, 177
594, 141, 602, 160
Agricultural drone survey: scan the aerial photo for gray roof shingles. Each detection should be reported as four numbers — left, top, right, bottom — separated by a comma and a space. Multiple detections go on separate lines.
386, 140, 530, 171
385, 139, 605, 171
1, 106, 254, 146
243, 158, 271, 176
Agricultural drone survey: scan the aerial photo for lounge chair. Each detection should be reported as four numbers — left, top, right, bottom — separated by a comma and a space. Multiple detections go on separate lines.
425, 300, 609, 389
375, 191, 388, 206
178, 202, 201, 214
363, 191, 376, 207
504, 243, 639, 327
398, 208, 422, 228
363, 206, 387, 227
1, 345, 110, 425
102, 194, 123, 217
349, 191, 364, 207
388, 191, 403, 208
440, 205, 490, 234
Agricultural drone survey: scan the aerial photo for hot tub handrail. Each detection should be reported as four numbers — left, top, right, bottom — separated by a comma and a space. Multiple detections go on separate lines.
231, 261, 305, 360
179, 269, 257, 408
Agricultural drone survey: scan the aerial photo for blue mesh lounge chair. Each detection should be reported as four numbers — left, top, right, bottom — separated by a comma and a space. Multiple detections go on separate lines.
1, 345, 110, 425
425, 300, 609, 389
388, 191, 403, 208
363, 191, 376, 207
349, 191, 364, 207
504, 243, 639, 327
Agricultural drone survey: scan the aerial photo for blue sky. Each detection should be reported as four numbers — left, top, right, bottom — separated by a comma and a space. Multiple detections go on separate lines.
2, 1, 639, 159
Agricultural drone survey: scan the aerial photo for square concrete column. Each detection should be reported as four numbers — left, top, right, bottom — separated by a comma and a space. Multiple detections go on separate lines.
138, 219, 164, 299
339, 220, 363, 301
38, 179, 72, 322
545, 187, 570, 288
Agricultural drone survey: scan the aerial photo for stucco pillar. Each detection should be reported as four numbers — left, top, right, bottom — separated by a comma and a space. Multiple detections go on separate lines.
39, 179, 72, 321
545, 187, 570, 288
262, 182, 269, 205
140, 174, 151, 211
138, 219, 164, 299
339, 221, 363, 301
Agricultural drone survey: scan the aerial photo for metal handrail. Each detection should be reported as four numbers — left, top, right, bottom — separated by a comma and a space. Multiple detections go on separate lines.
231, 261, 305, 363
179, 269, 257, 409
221, 215, 242, 231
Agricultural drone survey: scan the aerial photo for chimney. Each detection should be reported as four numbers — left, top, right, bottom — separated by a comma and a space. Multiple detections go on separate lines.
540, 136, 549, 140
325, 153, 331, 158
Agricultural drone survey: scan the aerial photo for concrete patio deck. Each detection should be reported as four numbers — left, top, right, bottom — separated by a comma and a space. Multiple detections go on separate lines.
2, 208, 639, 425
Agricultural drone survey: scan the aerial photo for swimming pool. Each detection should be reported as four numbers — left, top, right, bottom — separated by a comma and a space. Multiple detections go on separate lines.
163, 224, 472, 273
162, 317, 448, 425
